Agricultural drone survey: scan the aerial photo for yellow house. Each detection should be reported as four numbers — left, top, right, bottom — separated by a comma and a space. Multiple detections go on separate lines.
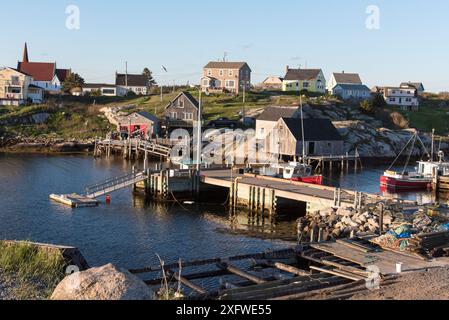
282, 66, 326, 94
0, 67, 43, 106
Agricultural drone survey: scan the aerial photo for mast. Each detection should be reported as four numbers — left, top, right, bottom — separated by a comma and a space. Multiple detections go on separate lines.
431, 129, 435, 162
300, 95, 306, 164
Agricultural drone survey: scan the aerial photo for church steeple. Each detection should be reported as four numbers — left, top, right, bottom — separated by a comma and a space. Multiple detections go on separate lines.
22, 42, 29, 63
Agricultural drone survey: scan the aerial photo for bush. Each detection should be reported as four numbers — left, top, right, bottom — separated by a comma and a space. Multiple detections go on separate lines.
360, 99, 374, 114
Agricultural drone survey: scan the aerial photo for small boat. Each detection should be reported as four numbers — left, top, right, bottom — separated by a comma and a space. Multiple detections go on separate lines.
260, 162, 324, 185
380, 131, 449, 191
380, 170, 432, 190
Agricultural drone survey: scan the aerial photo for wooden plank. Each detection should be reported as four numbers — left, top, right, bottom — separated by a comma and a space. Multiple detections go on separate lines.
309, 266, 363, 281
270, 262, 311, 277
217, 263, 267, 284
320, 259, 370, 277
167, 270, 208, 295
336, 239, 375, 253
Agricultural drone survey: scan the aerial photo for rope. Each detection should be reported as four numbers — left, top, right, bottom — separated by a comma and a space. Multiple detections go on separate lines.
387, 132, 416, 172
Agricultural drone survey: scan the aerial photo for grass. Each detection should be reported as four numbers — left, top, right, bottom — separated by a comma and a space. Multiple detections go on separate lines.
3, 89, 448, 141
0, 241, 66, 299
390, 98, 449, 135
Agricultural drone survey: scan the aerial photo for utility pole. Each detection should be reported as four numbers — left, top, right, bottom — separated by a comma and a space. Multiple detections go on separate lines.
125, 62, 128, 88
196, 89, 203, 194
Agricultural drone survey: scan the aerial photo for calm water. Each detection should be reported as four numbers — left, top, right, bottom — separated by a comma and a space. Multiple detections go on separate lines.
0, 154, 436, 269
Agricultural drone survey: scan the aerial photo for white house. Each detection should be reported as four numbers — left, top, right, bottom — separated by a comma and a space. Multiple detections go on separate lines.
375, 87, 419, 111
400, 82, 425, 95
328, 72, 371, 100
82, 84, 127, 97
115, 73, 148, 95
0, 67, 43, 106
17, 43, 71, 93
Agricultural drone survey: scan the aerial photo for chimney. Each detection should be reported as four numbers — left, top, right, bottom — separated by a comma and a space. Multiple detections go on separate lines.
285, 65, 289, 74
22, 42, 29, 63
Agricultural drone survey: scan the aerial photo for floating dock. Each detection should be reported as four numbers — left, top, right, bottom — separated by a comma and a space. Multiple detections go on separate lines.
49, 194, 98, 208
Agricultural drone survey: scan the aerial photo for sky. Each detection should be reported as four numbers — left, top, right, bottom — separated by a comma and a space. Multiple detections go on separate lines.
1, 0, 448, 92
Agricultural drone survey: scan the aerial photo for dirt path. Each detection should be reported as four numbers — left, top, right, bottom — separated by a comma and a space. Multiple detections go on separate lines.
352, 266, 449, 300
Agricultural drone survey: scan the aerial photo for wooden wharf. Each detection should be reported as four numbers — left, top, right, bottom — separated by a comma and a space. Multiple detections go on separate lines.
201, 169, 415, 214
130, 236, 449, 300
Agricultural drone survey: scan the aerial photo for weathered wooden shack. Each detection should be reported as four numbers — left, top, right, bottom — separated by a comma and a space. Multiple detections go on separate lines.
267, 118, 344, 158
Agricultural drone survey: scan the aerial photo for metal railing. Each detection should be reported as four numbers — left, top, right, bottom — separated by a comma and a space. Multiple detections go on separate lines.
85, 171, 148, 198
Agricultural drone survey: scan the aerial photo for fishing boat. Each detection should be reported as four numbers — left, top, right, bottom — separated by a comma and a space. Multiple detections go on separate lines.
260, 162, 323, 185
380, 131, 449, 190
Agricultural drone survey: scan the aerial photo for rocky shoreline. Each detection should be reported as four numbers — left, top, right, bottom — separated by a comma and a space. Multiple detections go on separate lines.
0, 137, 94, 154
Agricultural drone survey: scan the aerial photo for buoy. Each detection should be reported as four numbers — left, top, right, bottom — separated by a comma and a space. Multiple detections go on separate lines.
106, 195, 111, 204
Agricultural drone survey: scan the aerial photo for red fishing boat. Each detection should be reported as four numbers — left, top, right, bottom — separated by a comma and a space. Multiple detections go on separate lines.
261, 163, 323, 185
380, 132, 449, 191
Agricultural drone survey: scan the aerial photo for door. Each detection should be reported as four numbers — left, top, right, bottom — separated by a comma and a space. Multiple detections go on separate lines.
308, 142, 315, 155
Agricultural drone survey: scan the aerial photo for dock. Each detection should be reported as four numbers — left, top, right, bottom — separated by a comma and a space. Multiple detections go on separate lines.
130, 236, 449, 300
49, 194, 98, 208
201, 169, 415, 214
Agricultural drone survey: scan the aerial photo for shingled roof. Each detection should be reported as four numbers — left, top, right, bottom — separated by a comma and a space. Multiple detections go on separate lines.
116, 74, 148, 87
284, 69, 322, 81
257, 106, 300, 122
204, 61, 251, 71
281, 118, 342, 142
17, 62, 56, 82
333, 72, 362, 85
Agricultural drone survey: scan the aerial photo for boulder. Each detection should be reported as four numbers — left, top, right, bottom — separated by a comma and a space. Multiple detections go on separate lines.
51, 264, 155, 301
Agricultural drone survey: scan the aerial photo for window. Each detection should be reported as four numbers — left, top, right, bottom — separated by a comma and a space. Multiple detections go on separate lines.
203, 79, 209, 86
170, 112, 178, 119
7, 87, 21, 94
225, 80, 235, 88
207, 69, 212, 76
303, 82, 310, 88
260, 128, 265, 136
389, 97, 396, 102
229, 70, 233, 76
178, 100, 185, 108
102, 89, 116, 95
183, 113, 193, 120
11, 76, 20, 85
296, 82, 299, 87
406, 98, 412, 102
219, 70, 224, 76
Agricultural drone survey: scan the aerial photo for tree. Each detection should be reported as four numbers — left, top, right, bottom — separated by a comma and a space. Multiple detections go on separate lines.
360, 99, 374, 114
142, 68, 157, 87
372, 93, 387, 109
62, 73, 85, 93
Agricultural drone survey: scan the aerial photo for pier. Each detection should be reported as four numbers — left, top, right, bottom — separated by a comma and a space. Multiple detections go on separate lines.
94, 139, 173, 160
200, 169, 415, 214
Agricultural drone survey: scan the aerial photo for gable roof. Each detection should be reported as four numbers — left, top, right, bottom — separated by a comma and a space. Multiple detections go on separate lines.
400, 82, 425, 91
56, 69, 71, 82
83, 83, 117, 89
0, 67, 32, 77
17, 61, 56, 81
332, 73, 362, 85
122, 111, 159, 125
204, 61, 251, 71
263, 76, 283, 83
284, 69, 322, 81
333, 84, 371, 91
115, 74, 148, 87
281, 118, 342, 142
257, 106, 300, 122
166, 91, 199, 109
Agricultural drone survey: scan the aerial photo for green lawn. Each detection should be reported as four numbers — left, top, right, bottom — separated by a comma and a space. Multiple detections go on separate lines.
391, 98, 449, 135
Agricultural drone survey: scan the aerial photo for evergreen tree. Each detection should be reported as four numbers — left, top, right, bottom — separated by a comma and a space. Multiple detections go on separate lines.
142, 68, 157, 87
61, 73, 85, 93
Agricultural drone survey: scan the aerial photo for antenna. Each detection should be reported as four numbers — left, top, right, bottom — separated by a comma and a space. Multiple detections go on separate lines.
223, 52, 228, 62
